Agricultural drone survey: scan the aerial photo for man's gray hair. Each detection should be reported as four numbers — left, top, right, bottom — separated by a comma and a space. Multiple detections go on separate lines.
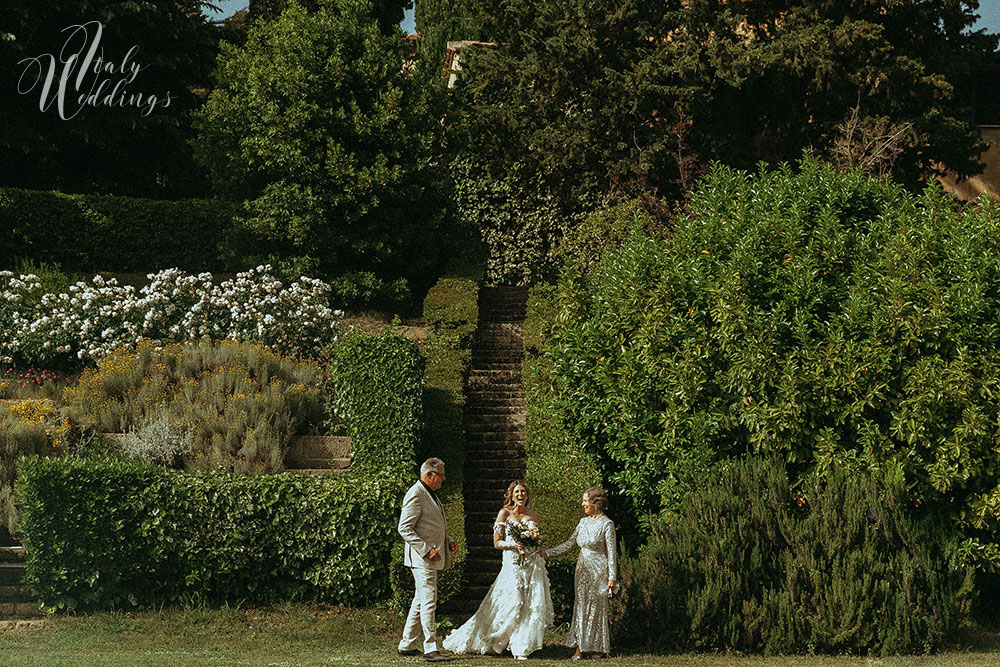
420, 457, 445, 476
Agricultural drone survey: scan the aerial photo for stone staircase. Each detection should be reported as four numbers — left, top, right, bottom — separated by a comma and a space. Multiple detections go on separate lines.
444, 286, 528, 618
0, 546, 39, 620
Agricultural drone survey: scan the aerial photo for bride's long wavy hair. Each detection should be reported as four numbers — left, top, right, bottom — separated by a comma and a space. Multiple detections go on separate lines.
502, 480, 531, 510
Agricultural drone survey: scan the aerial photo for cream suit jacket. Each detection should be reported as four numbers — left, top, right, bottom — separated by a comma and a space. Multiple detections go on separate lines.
398, 480, 453, 571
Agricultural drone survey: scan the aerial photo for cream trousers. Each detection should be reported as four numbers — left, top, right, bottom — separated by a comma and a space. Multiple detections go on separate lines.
399, 566, 439, 654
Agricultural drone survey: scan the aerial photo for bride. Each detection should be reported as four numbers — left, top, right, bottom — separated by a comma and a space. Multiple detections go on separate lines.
442, 480, 554, 660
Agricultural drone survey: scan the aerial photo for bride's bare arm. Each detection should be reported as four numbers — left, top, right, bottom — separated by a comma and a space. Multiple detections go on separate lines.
494, 510, 510, 549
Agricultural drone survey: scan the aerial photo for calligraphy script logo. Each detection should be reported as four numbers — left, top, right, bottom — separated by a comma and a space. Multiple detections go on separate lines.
17, 21, 173, 120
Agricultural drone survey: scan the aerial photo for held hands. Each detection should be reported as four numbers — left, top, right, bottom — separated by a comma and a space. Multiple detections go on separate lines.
448, 540, 458, 555
539, 549, 547, 559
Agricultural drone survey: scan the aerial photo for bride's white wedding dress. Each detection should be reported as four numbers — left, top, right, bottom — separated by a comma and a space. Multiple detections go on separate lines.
442, 516, 554, 659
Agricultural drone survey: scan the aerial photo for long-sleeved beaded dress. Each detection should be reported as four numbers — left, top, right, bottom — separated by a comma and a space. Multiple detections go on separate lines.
442, 516, 554, 659
546, 514, 618, 654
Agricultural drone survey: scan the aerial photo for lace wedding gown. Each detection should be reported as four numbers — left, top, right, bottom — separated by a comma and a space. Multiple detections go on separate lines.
442, 517, 554, 659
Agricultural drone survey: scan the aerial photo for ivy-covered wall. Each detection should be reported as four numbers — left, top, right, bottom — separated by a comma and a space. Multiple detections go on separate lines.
332, 332, 425, 477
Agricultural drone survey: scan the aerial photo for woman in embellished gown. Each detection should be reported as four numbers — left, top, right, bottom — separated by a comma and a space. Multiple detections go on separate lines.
442, 480, 554, 660
543, 487, 618, 660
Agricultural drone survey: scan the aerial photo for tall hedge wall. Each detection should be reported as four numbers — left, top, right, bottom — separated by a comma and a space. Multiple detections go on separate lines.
0, 187, 242, 273
17, 457, 405, 611
389, 260, 482, 609
331, 333, 425, 477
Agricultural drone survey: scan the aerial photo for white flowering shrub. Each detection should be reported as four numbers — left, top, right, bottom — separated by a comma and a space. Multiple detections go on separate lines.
0, 266, 341, 365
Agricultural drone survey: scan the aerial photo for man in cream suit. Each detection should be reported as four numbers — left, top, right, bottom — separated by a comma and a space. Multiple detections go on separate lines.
397, 457, 458, 662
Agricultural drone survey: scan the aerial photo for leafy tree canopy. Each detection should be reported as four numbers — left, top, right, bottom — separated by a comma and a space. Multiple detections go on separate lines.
434, 0, 998, 281
0, 0, 219, 198
193, 0, 449, 308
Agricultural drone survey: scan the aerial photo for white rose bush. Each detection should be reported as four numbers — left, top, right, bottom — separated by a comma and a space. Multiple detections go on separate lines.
0, 266, 341, 366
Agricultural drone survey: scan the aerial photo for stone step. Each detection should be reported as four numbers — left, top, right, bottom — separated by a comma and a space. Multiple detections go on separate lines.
466, 444, 526, 454
466, 448, 526, 458
466, 425, 526, 435
0, 585, 31, 601
466, 414, 526, 422
464, 462, 526, 474
465, 443, 526, 453
0, 547, 25, 563
466, 409, 527, 418
467, 362, 522, 370
0, 601, 40, 619
466, 373, 522, 382
466, 449, 526, 459
466, 469, 527, 481
0, 564, 24, 586
467, 396, 526, 405
466, 461, 527, 472
464, 570, 507, 587
466, 390, 524, 398
465, 430, 526, 440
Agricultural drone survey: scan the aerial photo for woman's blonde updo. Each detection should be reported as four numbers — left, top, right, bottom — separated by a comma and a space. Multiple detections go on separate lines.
584, 487, 608, 511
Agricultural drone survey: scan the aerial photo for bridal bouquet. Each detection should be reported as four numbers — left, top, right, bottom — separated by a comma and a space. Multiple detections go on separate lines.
507, 520, 542, 565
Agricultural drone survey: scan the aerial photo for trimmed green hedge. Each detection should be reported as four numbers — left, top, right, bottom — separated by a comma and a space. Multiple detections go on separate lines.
0, 187, 243, 273
17, 457, 406, 611
331, 333, 425, 477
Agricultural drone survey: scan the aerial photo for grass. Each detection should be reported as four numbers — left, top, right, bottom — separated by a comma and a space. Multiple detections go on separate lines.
0, 604, 997, 667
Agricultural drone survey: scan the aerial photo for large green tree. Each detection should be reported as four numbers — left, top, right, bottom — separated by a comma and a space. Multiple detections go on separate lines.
193, 0, 448, 307
545, 157, 1000, 567
0, 0, 219, 198
436, 0, 998, 282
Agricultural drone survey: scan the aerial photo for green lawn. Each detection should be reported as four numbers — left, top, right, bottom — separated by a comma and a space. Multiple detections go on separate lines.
0, 605, 997, 667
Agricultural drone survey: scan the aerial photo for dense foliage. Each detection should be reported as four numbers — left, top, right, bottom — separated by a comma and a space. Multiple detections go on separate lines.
613, 458, 974, 655
0, 1, 218, 198
66, 340, 325, 473
545, 158, 1000, 567
250, 0, 411, 35
17, 457, 405, 610
439, 0, 998, 281
0, 187, 242, 274
194, 0, 449, 308
331, 333, 424, 477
